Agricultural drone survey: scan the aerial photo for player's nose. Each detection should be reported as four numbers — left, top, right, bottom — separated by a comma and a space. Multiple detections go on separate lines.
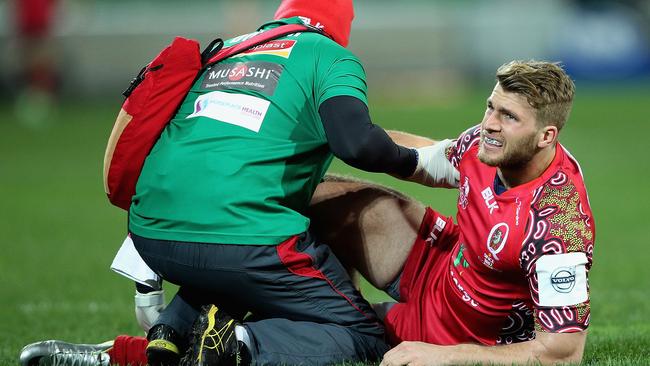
482, 112, 500, 133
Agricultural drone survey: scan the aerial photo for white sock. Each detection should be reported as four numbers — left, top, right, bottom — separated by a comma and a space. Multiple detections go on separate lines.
235, 325, 251, 349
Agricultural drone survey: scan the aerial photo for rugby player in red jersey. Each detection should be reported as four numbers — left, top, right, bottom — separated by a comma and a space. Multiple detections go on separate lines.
375, 60, 593, 365
20, 60, 594, 366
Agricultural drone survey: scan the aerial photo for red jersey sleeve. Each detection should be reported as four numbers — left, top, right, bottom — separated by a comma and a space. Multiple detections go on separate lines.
519, 171, 595, 333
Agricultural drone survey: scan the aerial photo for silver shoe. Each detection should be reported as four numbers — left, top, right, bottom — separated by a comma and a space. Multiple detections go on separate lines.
19, 340, 113, 366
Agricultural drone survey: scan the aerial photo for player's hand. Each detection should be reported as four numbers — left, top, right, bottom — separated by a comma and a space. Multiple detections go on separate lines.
135, 289, 165, 333
380, 341, 450, 366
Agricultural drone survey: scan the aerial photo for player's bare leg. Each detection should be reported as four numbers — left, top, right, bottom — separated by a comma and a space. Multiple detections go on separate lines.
308, 174, 426, 290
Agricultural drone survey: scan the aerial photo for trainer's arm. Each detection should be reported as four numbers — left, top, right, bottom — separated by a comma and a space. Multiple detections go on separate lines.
380, 331, 586, 366
319, 96, 458, 187
319, 96, 418, 178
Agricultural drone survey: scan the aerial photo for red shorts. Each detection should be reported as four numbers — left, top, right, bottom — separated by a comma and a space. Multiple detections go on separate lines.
384, 207, 459, 345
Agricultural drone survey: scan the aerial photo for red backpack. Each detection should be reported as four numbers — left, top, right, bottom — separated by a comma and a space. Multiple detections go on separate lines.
103, 24, 316, 210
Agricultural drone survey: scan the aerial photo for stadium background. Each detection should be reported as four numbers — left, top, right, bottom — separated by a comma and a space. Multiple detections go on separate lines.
1, 0, 649, 364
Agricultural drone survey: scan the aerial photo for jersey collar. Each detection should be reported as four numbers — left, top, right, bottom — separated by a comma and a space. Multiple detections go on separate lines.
495, 144, 565, 197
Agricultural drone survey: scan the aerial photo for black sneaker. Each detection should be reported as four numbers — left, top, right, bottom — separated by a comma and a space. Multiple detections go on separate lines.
181, 304, 245, 366
146, 324, 184, 366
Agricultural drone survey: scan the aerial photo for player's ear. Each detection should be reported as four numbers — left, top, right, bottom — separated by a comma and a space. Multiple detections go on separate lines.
538, 125, 558, 148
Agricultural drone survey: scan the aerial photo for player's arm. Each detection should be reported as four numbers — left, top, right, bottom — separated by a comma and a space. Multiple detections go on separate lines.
381, 331, 586, 366
387, 130, 436, 148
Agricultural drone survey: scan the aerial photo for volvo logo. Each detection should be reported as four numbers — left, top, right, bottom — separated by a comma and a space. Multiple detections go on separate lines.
550, 267, 576, 293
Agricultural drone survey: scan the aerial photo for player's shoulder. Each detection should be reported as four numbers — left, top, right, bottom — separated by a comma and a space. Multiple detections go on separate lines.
456, 124, 482, 148
447, 124, 482, 167
520, 146, 595, 271
534, 144, 593, 218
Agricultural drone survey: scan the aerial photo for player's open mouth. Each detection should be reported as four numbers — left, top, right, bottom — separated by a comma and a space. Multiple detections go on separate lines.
484, 136, 503, 147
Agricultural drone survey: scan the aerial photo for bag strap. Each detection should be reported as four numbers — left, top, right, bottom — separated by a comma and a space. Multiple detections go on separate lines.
205, 23, 320, 66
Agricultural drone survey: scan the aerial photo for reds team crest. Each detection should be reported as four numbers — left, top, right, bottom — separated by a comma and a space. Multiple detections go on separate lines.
486, 222, 509, 260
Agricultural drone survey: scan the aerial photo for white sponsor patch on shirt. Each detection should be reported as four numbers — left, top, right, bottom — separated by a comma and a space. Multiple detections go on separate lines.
536, 252, 588, 307
187, 91, 270, 133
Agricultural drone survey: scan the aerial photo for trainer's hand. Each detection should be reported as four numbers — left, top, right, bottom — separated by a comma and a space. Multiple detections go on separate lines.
135, 290, 165, 333
380, 341, 449, 366
410, 139, 459, 188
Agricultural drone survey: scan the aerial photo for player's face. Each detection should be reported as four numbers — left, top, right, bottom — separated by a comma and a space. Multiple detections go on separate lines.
477, 84, 542, 168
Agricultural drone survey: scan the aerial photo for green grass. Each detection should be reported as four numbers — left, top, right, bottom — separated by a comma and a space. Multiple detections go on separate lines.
1, 87, 649, 365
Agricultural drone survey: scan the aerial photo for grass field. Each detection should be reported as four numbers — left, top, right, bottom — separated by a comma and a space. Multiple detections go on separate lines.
1, 86, 649, 365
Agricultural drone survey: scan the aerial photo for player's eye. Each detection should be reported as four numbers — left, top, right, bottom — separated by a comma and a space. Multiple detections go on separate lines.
503, 111, 518, 122
505, 113, 515, 120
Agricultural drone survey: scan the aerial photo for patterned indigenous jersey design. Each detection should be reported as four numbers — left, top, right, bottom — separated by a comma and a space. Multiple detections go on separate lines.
129, 17, 368, 244
388, 125, 595, 346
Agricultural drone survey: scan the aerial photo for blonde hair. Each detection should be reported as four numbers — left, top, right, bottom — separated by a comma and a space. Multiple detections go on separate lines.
496, 60, 575, 130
